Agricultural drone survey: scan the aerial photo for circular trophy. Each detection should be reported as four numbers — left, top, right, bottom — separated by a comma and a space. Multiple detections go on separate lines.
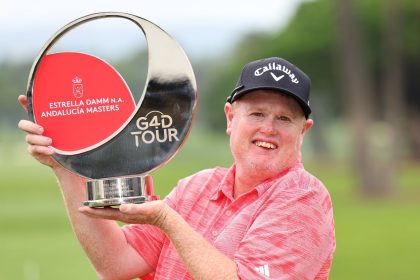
26, 12, 197, 207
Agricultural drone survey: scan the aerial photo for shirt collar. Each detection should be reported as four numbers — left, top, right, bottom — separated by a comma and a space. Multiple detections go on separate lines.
210, 161, 303, 201
210, 165, 236, 201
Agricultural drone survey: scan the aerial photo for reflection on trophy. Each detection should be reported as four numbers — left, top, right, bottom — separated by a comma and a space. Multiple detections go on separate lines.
26, 12, 198, 207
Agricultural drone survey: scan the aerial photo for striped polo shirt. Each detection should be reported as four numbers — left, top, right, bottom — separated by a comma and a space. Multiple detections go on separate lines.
122, 162, 335, 279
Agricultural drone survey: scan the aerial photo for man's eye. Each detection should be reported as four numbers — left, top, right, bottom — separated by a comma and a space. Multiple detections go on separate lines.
278, 116, 290, 121
251, 112, 263, 117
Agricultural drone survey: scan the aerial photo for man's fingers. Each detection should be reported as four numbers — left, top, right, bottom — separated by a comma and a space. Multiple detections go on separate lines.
27, 145, 55, 156
18, 95, 28, 112
80, 204, 151, 225
26, 134, 52, 146
119, 203, 146, 215
18, 119, 44, 135
119, 201, 168, 227
145, 176, 153, 187
145, 176, 155, 195
91, 207, 143, 224
79, 206, 127, 221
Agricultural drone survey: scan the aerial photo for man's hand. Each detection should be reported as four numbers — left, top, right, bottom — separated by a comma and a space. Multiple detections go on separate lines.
79, 176, 168, 227
79, 200, 169, 228
17, 94, 60, 169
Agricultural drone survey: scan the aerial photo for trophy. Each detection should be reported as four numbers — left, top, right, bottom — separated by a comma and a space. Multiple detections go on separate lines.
26, 12, 197, 207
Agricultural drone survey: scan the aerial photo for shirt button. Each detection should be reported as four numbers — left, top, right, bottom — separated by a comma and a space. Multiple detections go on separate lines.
226, 210, 232, 216
212, 230, 218, 236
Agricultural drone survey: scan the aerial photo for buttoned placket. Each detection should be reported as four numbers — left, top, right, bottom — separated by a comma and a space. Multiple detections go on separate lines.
206, 198, 231, 240
206, 191, 258, 241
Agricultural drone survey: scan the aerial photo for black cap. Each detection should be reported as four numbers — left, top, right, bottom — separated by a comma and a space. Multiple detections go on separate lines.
227, 57, 311, 118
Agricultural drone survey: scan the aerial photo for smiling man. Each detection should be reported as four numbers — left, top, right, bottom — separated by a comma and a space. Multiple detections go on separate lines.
18, 57, 335, 279
225, 90, 313, 197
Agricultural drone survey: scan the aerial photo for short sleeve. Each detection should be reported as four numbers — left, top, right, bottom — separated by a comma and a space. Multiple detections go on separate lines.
121, 185, 181, 269
122, 223, 166, 269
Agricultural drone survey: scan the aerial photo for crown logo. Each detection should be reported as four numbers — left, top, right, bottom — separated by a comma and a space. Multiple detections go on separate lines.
72, 76, 84, 98
72, 76, 82, 84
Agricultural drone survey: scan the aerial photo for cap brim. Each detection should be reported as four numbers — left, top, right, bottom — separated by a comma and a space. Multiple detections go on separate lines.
231, 87, 311, 118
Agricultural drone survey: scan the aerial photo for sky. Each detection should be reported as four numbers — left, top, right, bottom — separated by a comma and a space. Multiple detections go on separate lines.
0, 0, 305, 62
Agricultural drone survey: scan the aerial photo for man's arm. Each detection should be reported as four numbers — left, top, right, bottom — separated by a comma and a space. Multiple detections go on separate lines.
80, 202, 240, 280
54, 168, 153, 279
160, 205, 239, 279
18, 95, 152, 280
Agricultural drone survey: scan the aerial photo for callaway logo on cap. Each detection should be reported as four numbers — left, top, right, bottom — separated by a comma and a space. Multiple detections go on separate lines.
227, 57, 312, 118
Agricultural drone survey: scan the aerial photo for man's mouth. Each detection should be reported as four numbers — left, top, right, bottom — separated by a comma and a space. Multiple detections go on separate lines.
254, 140, 277, 149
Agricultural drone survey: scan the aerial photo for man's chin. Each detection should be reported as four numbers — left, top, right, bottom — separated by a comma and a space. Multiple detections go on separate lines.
246, 161, 282, 176
247, 157, 297, 174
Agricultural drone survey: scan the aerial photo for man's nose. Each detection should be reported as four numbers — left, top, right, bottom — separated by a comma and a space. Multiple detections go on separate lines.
260, 118, 277, 135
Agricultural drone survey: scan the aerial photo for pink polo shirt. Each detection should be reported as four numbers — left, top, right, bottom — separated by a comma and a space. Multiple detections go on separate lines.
122, 162, 335, 279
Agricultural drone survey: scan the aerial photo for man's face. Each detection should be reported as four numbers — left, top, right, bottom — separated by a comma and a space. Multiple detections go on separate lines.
224, 90, 313, 177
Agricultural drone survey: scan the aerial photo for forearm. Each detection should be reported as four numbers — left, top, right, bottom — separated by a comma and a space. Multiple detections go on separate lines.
17, 112, 145, 278
53, 167, 145, 279
78, 197, 239, 279
160, 207, 239, 280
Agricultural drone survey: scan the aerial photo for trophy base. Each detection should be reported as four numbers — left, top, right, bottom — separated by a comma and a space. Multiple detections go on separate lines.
83, 176, 159, 208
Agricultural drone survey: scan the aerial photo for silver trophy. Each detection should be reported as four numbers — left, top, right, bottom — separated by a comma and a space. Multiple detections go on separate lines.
26, 12, 197, 207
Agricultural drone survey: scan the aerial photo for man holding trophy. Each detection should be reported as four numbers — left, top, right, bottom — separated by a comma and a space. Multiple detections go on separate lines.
18, 55, 335, 279
17, 10, 334, 280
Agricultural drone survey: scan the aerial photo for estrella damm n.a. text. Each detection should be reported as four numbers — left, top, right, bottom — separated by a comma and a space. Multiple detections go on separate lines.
130, 111, 179, 148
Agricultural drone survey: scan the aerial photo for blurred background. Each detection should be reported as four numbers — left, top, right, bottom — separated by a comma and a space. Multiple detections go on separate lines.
1, 0, 419, 279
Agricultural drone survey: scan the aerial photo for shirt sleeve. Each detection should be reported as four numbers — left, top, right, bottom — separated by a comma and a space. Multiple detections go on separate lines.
121, 185, 181, 269
122, 223, 165, 269
234, 184, 335, 280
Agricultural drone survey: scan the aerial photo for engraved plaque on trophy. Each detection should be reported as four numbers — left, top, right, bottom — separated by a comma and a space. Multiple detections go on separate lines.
26, 12, 197, 207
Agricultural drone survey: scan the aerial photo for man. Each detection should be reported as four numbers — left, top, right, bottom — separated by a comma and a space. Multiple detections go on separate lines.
18, 57, 335, 279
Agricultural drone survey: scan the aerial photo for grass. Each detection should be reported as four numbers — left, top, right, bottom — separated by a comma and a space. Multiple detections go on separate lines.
308, 161, 420, 279
1, 129, 420, 279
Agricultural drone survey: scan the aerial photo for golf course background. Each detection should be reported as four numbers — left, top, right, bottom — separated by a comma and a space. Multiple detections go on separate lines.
1, 0, 419, 278
1, 129, 419, 279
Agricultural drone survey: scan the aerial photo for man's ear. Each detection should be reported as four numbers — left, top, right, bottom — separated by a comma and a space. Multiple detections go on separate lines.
224, 103, 234, 136
298, 118, 313, 147
302, 118, 314, 134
